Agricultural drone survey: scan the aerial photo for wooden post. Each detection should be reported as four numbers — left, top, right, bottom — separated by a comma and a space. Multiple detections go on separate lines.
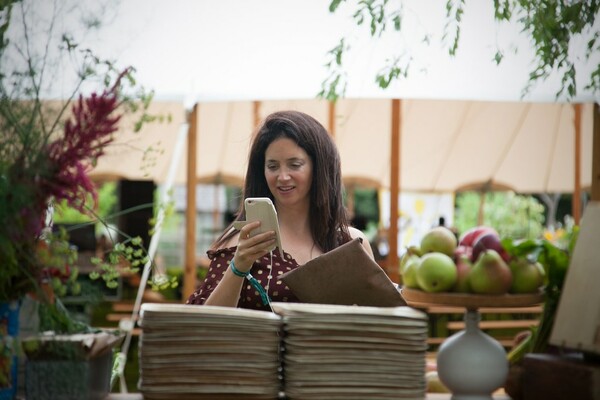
328, 101, 336, 138
253, 100, 262, 128
573, 104, 582, 224
346, 184, 355, 220
388, 99, 401, 283
592, 103, 600, 202
477, 191, 486, 226
183, 104, 198, 301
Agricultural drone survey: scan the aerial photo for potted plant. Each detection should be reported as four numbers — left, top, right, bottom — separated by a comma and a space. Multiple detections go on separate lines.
0, 1, 160, 398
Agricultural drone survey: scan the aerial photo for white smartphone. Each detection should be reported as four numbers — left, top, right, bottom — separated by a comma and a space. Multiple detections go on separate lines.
241, 197, 283, 258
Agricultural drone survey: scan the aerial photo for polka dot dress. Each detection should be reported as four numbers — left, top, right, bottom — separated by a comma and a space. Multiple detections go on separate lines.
186, 247, 301, 311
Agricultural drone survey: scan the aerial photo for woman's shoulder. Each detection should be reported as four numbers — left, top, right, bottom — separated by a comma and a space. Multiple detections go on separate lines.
347, 226, 375, 258
348, 226, 367, 241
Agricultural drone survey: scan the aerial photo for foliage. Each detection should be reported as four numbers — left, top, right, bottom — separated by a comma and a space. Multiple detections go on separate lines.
322, 0, 600, 101
353, 187, 380, 223
502, 225, 578, 363
454, 191, 545, 239
0, 0, 163, 333
53, 182, 118, 224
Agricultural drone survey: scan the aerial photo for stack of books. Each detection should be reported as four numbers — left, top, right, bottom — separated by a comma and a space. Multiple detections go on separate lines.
138, 304, 282, 400
272, 302, 428, 400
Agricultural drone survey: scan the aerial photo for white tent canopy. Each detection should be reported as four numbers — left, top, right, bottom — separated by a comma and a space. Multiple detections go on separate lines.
90, 101, 188, 183
91, 99, 594, 195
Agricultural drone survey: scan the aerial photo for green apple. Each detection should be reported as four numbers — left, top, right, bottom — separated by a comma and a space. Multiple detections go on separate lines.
420, 227, 458, 257
416, 252, 457, 293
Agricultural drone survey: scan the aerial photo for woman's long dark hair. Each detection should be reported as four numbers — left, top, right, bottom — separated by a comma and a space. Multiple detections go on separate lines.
213, 110, 351, 252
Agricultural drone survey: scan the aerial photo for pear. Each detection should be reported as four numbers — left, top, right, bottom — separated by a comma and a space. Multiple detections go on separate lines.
453, 254, 473, 293
509, 258, 545, 293
402, 256, 421, 288
468, 249, 512, 294
426, 371, 451, 393
400, 246, 422, 274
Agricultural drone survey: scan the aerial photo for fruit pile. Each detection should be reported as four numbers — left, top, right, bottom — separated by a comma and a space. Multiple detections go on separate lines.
400, 226, 545, 294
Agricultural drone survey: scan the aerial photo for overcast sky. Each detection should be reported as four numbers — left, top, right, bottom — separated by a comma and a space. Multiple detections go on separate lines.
7, 0, 599, 103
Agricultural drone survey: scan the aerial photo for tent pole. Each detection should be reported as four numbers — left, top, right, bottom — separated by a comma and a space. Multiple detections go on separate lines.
477, 191, 486, 225
183, 104, 199, 301
213, 184, 221, 233
592, 103, 600, 202
388, 99, 401, 283
347, 184, 355, 220
253, 100, 262, 128
573, 104, 582, 224
328, 101, 336, 138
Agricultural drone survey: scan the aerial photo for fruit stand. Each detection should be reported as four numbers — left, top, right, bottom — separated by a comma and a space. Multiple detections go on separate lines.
399, 222, 560, 399
402, 289, 544, 400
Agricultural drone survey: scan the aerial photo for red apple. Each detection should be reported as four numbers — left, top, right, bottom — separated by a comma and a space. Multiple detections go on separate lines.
454, 245, 473, 262
458, 226, 499, 248
471, 232, 510, 263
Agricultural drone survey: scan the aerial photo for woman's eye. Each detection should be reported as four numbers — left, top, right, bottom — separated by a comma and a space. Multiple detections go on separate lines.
266, 164, 278, 171
290, 163, 303, 169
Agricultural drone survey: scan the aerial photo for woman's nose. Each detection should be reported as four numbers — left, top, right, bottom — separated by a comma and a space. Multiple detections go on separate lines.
278, 168, 291, 181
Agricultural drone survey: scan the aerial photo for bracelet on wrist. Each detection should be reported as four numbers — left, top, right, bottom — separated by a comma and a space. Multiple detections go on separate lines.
230, 260, 270, 306
229, 260, 249, 277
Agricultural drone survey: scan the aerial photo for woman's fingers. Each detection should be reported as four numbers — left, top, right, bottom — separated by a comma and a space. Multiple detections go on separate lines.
234, 221, 276, 272
241, 221, 276, 245
240, 221, 260, 238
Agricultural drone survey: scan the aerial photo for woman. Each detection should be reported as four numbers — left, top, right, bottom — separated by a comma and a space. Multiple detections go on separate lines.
186, 110, 373, 311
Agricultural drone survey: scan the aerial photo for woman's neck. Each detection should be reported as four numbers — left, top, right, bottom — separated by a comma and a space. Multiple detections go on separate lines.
275, 199, 310, 230
276, 201, 321, 263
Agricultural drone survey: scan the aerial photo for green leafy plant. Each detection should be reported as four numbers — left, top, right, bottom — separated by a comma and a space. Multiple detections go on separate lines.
502, 225, 579, 365
454, 191, 546, 240
0, 0, 164, 335
322, 0, 600, 101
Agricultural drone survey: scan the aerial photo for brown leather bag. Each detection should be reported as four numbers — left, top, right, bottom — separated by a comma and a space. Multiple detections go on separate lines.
280, 238, 407, 307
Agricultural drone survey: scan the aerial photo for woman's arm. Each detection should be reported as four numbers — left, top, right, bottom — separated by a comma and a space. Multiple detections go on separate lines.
348, 226, 375, 259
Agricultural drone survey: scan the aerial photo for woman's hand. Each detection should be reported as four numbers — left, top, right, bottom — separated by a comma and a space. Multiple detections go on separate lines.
233, 221, 276, 273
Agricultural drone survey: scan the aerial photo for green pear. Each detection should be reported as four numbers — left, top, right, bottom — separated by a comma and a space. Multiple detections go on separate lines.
416, 252, 457, 293
426, 371, 451, 393
468, 249, 513, 294
402, 256, 421, 288
509, 258, 545, 293
400, 246, 422, 274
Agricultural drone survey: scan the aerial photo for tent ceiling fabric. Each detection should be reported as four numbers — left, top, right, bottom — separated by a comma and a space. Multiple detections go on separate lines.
399, 101, 593, 193
175, 101, 255, 186
90, 101, 187, 182
90, 99, 593, 194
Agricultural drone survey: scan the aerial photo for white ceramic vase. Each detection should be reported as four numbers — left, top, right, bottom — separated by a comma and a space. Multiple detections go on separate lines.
436, 309, 509, 400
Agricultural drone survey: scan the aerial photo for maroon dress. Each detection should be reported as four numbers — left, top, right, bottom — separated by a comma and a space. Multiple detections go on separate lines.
186, 246, 301, 311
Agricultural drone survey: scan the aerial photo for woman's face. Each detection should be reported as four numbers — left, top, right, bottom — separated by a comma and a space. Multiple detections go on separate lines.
264, 137, 313, 208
